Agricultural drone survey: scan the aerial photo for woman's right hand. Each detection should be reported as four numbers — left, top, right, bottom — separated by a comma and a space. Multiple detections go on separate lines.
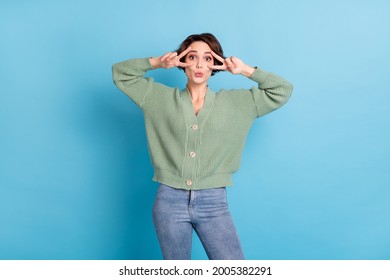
150, 47, 193, 69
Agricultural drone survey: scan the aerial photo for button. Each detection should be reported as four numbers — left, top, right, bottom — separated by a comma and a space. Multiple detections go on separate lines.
192, 124, 198, 131
185, 180, 193, 186
189, 151, 196, 158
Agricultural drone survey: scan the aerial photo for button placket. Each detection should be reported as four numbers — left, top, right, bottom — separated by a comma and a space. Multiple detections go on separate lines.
182, 123, 198, 188
183, 123, 197, 188
181, 88, 207, 189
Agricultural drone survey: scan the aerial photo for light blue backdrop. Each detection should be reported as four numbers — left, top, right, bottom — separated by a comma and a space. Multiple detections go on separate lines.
1, 0, 389, 260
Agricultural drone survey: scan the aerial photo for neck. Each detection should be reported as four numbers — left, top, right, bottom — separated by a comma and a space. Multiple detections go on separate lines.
186, 82, 208, 101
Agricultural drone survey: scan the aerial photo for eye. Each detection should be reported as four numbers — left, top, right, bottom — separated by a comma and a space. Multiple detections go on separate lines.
205, 56, 212, 62
188, 55, 196, 60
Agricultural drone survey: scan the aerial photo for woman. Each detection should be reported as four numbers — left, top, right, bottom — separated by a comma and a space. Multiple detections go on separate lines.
112, 33, 293, 260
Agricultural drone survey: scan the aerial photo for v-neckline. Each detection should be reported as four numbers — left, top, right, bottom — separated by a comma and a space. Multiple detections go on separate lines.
192, 96, 205, 116
182, 87, 215, 124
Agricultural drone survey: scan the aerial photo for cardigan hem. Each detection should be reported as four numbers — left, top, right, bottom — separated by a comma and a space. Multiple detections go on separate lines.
152, 169, 233, 190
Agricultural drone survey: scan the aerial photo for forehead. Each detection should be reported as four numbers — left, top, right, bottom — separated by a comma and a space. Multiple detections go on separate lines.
188, 41, 212, 53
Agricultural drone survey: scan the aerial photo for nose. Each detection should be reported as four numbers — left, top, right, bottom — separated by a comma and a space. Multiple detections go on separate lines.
196, 59, 203, 68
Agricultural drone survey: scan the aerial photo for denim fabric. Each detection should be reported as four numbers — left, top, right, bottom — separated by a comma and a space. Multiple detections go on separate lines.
152, 184, 244, 260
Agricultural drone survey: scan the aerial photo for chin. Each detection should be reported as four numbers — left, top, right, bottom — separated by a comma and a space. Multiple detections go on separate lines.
195, 75, 211, 83
192, 79, 208, 85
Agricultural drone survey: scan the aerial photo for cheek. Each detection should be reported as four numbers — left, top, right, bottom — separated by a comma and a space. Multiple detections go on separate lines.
184, 67, 195, 78
207, 61, 215, 71
206, 64, 213, 74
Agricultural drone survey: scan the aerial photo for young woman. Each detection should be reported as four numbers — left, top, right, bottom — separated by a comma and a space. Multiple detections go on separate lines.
112, 33, 293, 260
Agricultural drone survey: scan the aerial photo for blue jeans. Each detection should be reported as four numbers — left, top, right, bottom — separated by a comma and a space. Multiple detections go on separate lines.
152, 184, 245, 260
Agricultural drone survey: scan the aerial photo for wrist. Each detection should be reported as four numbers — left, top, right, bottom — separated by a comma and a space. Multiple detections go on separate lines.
149, 57, 162, 69
241, 64, 255, 77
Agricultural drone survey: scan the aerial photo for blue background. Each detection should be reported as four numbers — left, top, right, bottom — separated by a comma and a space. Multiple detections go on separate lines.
1, 0, 389, 260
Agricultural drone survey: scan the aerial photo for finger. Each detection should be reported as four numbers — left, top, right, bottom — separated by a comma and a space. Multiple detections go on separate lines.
177, 61, 193, 68
160, 52, 173, 61
208, 64, 226, 70
177, 46, 192, 60
230, 56, 239, 67
168, 52, 178, 60
210, 51, 225, 64
225, 57, 233, 68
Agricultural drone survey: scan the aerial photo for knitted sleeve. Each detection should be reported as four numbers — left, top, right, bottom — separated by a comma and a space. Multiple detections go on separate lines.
112, 58, 155, 108
249, 68, 293, 118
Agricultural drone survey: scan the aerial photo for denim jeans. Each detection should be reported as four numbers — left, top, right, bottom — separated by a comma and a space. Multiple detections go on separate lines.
152, 184, 244, 260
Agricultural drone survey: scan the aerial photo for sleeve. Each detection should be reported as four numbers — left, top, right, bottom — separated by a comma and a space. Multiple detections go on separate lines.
248, 67, 293, 118
112, 57, 155, 108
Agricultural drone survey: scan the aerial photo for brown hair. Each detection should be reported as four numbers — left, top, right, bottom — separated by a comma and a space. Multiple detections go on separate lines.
176, 33, 225, 76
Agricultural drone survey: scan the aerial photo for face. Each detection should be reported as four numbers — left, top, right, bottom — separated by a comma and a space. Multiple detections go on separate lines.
184, 41, 214, 85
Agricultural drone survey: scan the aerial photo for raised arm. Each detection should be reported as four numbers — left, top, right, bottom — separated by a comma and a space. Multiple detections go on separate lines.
112, 47, 193, 108
209, 52, 293, 117
112, 57, 154, 108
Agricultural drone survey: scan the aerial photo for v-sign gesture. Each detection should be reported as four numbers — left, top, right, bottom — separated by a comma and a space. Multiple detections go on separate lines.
150, 47, 194, 69
208, 51, 255, 77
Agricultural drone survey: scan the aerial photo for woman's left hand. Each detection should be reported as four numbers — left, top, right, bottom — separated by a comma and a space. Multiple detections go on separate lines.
208, 51, 255, 77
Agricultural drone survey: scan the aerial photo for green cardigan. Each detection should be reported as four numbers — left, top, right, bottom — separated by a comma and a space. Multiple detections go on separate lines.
112, 58, 293, 190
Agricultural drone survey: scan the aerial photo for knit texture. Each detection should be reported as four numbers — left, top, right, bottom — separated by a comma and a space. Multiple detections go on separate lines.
112, 58, 293, 190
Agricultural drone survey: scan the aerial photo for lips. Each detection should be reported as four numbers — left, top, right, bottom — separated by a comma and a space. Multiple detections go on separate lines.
195, 72, 204, 78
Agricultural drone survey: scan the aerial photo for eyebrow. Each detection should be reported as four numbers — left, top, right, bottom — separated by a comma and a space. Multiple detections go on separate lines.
188, 50, 212, 55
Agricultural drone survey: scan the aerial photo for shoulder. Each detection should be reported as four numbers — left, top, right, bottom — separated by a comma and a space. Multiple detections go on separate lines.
215, 89, 258, 118
143, 81, 181, 108
217, 88, 254, 101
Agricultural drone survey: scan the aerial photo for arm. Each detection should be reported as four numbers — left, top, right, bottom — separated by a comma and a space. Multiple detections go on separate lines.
112, 47, 193, 108
112, 57, 154, 108
249, 67, 293, 117
209, 53, 293, 117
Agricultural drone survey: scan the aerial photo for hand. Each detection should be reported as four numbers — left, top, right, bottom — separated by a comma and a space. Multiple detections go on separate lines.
208, 51, 255, 76
159, 47, 193, 69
